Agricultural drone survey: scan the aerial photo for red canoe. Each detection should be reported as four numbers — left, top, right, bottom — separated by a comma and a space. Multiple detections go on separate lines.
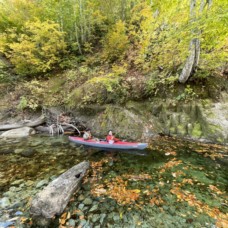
69, 136, 148, 150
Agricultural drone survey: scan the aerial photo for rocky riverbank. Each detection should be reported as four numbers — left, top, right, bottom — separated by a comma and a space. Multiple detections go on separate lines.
63, 93, 228, 144
1, 92, 228, 145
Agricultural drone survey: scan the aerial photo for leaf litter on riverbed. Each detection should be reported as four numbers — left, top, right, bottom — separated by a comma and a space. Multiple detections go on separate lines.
57, 137, 227, 227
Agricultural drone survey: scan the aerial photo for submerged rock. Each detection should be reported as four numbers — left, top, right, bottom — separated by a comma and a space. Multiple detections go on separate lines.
0, 197, 11, 209
36, 179, 49, 188
83, 198, 93, 205
89, 204, 98, 212
21, 149, 36, 157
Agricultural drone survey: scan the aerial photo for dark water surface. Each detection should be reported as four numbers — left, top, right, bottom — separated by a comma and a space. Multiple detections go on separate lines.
0, 135, 227, 227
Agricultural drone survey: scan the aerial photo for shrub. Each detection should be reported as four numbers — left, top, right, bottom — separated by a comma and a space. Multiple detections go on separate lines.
4, 20, 66, 76
102, 20, 129, 62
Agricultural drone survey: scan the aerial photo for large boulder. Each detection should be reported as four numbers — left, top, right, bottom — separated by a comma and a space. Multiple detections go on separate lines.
0, 127, 36, 138
73, 104, 162, 141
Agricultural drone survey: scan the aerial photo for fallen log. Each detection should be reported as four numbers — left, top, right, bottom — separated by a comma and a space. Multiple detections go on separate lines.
30, 161, 89, 227
0, 115, 46, 131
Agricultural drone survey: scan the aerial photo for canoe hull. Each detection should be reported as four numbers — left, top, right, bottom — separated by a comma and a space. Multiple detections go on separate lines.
69, 137, 148, 150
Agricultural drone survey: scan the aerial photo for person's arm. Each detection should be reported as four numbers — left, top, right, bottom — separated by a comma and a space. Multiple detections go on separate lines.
114, 137, 119, 142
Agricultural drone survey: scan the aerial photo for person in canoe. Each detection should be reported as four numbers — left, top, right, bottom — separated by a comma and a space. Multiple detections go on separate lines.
106, 130, 119, 144
83, 129, 99, 141
83, 129, 92, 140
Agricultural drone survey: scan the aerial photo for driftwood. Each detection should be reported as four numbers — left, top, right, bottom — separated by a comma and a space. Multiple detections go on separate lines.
0, 115, 45, 131
30, 161, 89, 226
35, 125, 77, 134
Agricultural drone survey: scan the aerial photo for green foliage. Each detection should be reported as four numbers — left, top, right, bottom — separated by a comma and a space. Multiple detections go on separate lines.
176, 85, 198, 102
0, 0, 227, 106
67, 71, 127, 108
16, 80, 46, 110
102, 20, 129, 61
2, 20, 66, 76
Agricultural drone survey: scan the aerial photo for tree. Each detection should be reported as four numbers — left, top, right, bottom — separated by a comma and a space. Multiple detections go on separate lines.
102, 20, 129, 62
179, 0, 212, 83
4, 20, 66, 76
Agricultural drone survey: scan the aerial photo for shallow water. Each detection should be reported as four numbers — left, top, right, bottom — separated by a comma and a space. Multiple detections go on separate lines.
0, 135, 227, 227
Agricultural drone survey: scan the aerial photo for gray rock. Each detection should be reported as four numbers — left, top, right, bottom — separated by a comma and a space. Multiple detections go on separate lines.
11, 179, 24, 186
0, 197, 11, 209
11, 201, 23, 209
78, 203, 84, 210
82, 184, 91, 191
100, 214, 106, 224
14, 149, 24, 154
19, 183, 25, 188
78, 194, 85, 201
92, 214, 100, 223
68, 219, 76, 227
0, 127, 36, 138
9, 186, 17, 192
30, 141, 42, 147
21, 149, 36, 157
36, 179, 49, 188
89, 204, 98, 212
15, 211, 23, 216
83, 198, 93, 205
79, 219, 87, 226
0, 221, 14, 228
113, 214, 120, 221
25, 180, 34, 186
3, 191, 13, 198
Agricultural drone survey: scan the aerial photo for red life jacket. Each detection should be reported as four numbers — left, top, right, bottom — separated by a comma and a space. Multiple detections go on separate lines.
106, 135, 119, 142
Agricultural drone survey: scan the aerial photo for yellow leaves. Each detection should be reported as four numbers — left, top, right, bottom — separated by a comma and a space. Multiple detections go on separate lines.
171, 184, 228, 228
103, 20, 129, 61
91, 184, 107, 196
20, 217, 28, 223
150, 196, 164, 206
132, 189, 141, 194
105, 177, 140, 205
159, 158, 182, 173
208, 185, 224, 195
182, 178, 194, 185
91, 176, 140, 205
122, 173, 152, 181
4, 19, 66, 76
165, 151, 177, 156
59, 212, 71, 225
172, 171, 185, 178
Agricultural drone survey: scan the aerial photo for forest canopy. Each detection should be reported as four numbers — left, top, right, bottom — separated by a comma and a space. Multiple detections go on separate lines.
0, 0, 227, 100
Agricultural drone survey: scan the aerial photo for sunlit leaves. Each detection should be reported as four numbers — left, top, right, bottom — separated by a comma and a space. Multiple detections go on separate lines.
170, 184, 228, 228
4, 20, 66, 75
159, 158, 182, 173
102, 20, 129, 62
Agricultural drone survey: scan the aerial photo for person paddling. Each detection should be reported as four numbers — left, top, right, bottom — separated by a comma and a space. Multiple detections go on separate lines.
83, 129, 92, 140
83, 129, 99, 141
106, 130, 119, 144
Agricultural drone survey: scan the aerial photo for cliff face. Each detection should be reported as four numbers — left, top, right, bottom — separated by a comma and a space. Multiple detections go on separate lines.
73, 93, 228, 144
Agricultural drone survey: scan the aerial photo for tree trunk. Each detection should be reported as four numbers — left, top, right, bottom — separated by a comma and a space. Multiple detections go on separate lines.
30, 161, 90, 227
179, 0, 212, 83
179, 0, 198, 83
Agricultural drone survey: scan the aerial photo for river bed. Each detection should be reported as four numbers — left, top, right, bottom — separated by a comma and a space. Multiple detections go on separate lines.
0, 135, 227, 227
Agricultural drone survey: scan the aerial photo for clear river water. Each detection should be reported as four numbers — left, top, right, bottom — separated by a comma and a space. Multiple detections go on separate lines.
0, 135, 227, 228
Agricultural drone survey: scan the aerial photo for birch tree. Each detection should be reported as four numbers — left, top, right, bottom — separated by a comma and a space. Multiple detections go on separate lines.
179, 0, 212, 83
